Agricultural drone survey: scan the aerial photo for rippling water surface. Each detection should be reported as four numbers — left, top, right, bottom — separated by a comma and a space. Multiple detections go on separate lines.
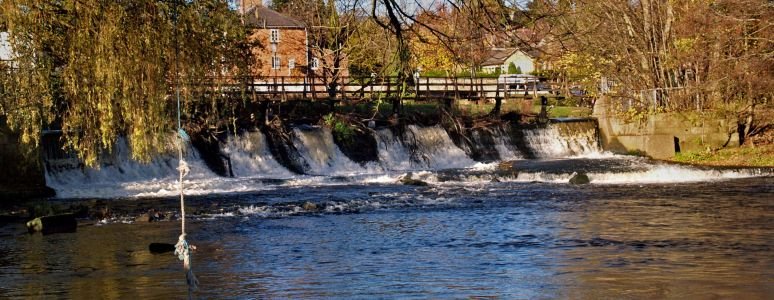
1, 176, 772, 298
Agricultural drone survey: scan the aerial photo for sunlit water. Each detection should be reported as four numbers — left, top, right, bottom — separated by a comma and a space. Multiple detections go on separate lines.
1, 176, 772, 298
11, 124, 774, 297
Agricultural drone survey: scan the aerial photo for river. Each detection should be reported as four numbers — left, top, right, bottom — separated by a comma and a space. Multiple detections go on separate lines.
0, 123, 772, 298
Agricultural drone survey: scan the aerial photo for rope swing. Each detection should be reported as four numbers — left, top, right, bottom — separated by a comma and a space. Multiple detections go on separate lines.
172, 0, 198, 294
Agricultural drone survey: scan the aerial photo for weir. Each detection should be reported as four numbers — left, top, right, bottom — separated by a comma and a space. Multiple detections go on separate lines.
37, 119, 773, 199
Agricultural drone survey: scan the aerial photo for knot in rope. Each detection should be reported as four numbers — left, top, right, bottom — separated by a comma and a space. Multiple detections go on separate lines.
177, 159, 190, 178
175, 233, 199, 291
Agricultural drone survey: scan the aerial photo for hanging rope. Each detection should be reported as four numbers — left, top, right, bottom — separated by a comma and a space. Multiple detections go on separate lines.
172, 0, 198, 294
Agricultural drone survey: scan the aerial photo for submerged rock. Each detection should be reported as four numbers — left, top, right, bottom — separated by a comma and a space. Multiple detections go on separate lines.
135, 209, 166, 223
302, 201, 319, 212
149, 243, 176, 254
495, 162, 519, 178
569, 173, 590, 184
135, 213, 151, 223
399, 173, 429, 186
26, 214, 77, 235
401, 178, 428, 186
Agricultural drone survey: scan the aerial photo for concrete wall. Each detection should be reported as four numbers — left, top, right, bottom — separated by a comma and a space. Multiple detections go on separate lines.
593, 97, 739, 159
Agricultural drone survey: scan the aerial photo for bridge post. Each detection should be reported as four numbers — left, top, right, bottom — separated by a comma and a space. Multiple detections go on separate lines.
303, 76, 307, 99
281, 77, 286, 101
311, 76, 317, 101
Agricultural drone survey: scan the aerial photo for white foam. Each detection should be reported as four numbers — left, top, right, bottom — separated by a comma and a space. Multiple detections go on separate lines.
375, 128, 415, 171
491, 164, 769, 185
291, 126, 382, 175
43, 124, 772, 199
405, 125, 477, 169
45, 138, 221, 198
588, 165, 764, 184
221, 131, 294, 178
522, 125, 599, 158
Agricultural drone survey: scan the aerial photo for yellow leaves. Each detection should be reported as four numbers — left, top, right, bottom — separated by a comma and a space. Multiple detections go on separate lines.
555, 52, 605, 81
1, 0, 247, 167
674, 37, 695, 52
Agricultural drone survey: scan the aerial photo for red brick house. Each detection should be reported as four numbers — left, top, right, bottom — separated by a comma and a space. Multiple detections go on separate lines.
239, 1, 348, 81
242, 2, 310, 78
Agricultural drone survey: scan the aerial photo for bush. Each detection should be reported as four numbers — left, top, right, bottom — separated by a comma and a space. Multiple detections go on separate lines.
507, 62, 518, 74
323, 113, 355, 143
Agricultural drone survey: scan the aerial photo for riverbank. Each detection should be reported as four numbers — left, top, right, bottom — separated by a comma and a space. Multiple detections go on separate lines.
668, 143, 774, 167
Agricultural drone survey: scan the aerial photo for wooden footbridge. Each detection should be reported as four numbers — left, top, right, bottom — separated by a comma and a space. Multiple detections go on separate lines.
214, 76, 554, 104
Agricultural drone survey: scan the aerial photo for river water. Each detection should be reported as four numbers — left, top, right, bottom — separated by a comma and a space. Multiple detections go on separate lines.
1, 124, 772, 298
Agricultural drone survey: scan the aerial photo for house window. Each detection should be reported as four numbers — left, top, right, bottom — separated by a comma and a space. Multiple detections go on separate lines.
311, 57, 319, 70
271, 56, 280, 69
270, 29, 279, 43
288, 59, 295, 69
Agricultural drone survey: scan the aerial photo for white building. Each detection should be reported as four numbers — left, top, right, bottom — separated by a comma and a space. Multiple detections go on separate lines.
0, 32, 13, 63
480, 48, 537, 75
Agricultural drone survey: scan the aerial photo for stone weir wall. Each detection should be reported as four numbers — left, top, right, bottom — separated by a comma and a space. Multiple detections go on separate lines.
593, 98, 739, 159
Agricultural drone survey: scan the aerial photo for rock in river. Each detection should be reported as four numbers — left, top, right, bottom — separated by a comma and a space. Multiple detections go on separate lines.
569, 172, 590, 184
26, 214, 77, 235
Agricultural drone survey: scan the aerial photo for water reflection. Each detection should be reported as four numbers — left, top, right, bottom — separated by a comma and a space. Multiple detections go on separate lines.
0, 178, 771, 298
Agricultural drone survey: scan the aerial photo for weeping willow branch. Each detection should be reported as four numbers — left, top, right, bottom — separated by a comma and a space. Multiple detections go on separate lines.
0, 0, 252, 166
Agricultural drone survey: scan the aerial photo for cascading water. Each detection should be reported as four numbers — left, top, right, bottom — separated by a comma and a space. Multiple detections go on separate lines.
374, 128, 414, 171
290, 126, 381, 175
41, 121, 773, 199
403, 125, 477, 169
44, 137, 217, 198
521, 123, 600, 158
221, 131, 294, 178
490, 126, 523, 161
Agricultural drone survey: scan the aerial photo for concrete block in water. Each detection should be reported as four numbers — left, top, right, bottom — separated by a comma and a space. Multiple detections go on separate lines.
26, 214, 77, 235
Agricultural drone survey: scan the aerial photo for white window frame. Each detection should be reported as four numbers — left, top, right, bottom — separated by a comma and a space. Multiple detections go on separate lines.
271, 55, 280, 70
311, 57, 319, 70
270, 29, 280, 43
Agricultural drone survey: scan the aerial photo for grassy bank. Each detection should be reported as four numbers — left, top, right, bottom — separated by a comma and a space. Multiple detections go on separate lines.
670, 144, 774, 167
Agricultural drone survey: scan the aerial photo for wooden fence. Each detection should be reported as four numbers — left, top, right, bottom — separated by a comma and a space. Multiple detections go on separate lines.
214, 76, 552, 103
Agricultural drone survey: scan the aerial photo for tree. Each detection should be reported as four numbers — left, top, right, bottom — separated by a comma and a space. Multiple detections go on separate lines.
410, 5, 457, 75
507, 63, 520, 74
532, 0, 772, 143
0, 0, 252, 166
274, 0, 367, 99
347, 17, 398, 77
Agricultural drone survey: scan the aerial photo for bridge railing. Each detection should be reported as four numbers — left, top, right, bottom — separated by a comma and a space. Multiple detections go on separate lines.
201, 76, 552, 102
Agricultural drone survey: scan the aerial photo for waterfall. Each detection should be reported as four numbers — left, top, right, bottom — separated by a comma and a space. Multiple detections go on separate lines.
375, 128, 414, 171
44, 137, 217, 198
403, 125, 477, 169
40, 122, 606, 198
221, 131, 294, 178
290, 126, 380, 175
40, 119, 770, 200
521, 122, 600, 158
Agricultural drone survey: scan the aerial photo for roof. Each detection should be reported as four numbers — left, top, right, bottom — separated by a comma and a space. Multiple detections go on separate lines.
244, 6, 305, 29
481, 48, 538, 66
481, 48, 517, 66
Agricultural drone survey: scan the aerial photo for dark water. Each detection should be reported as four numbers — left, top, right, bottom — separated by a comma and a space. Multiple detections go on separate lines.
1, 177, 773, 299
